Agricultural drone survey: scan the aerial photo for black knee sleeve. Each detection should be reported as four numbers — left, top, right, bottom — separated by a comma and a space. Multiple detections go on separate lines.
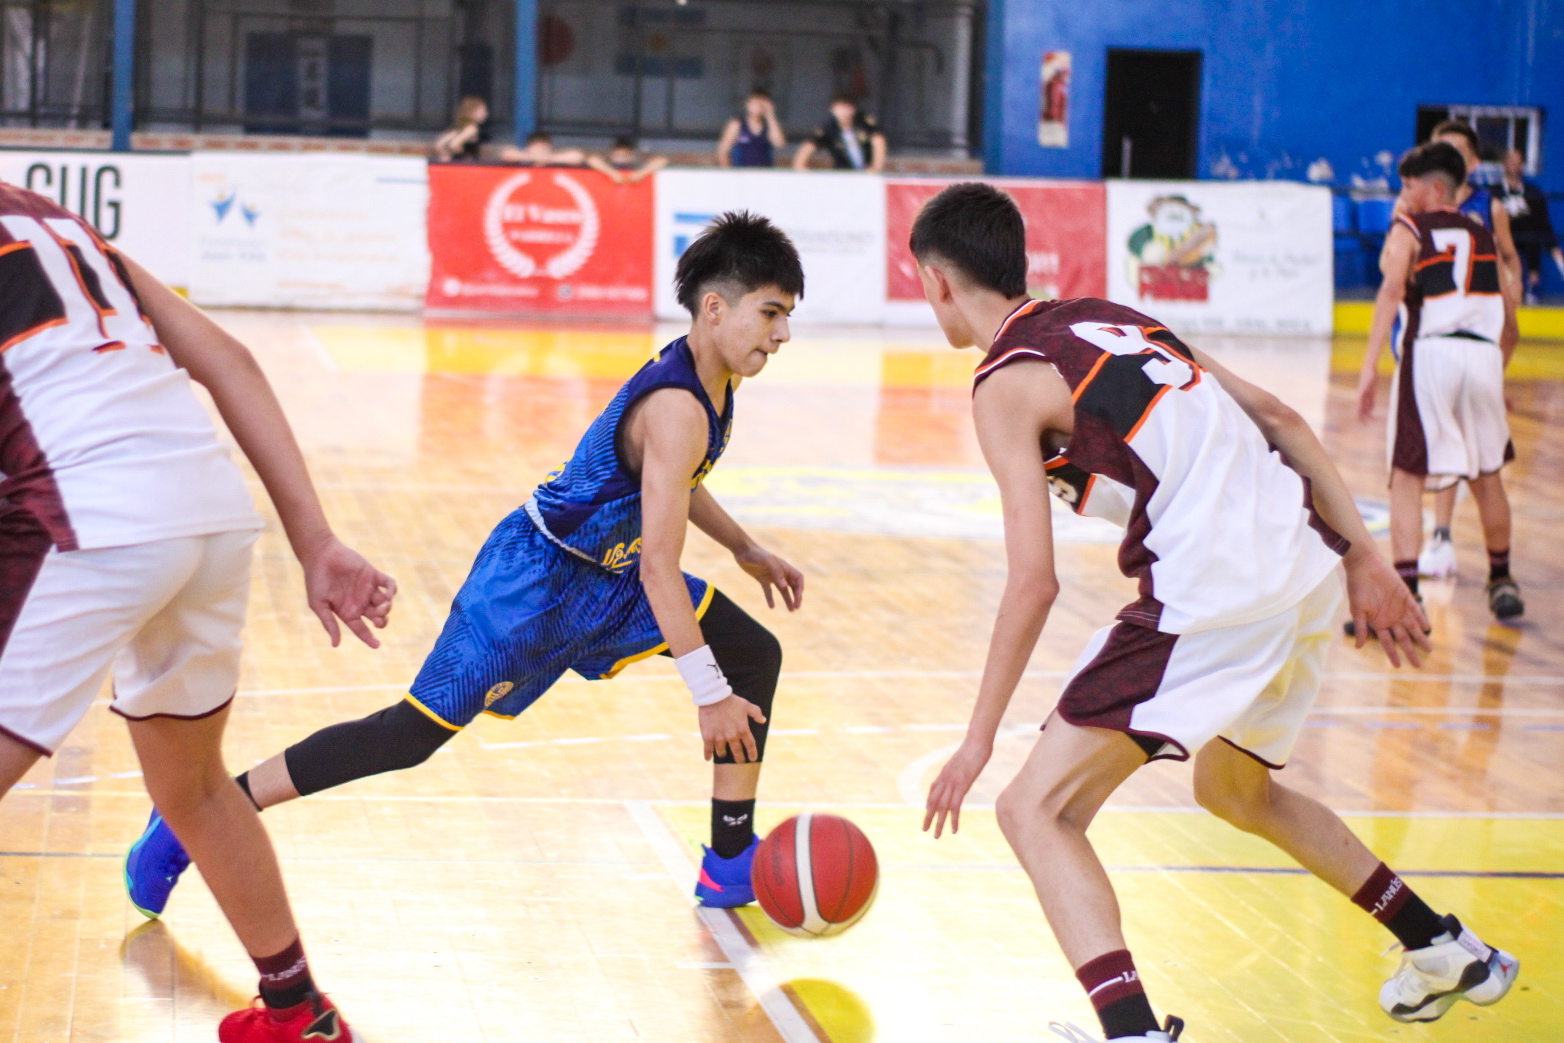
283, 699, 456, 797
700, 589, 781, 763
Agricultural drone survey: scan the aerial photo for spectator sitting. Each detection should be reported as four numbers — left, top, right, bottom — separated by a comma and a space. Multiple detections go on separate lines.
431, 95, 489, 162
499, 131, 586, 166
793, 93, 885, 172
1497, 148, 1563, 304
587, 136, 668, 184
716, 89, 785, 168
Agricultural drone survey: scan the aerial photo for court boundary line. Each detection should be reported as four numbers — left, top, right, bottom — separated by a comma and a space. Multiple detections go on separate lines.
622, 799, 821, 1043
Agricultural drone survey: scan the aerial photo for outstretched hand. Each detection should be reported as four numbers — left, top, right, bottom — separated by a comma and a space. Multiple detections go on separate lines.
923, 739, 991, 839
1345, 550, 1430, 668
300, 535, 397, 648
734, 544, 804, 611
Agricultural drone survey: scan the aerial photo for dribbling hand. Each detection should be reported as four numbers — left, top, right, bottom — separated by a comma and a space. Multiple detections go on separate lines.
699, 694, 766, 763
923, 739, 991, 838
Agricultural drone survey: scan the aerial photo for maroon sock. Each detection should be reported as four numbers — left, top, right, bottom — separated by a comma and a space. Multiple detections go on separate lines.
253, 936, 316, 1012
1393, 559, 1419, 596
1075, 949, 1158, 1039
1487, 547, 1511, 583
1351, 862, 1446, 951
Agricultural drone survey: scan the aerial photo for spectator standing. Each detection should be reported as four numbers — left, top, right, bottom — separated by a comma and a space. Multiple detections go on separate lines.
716, 90, 785, 168
793, 93, 886, 173
1496, 149, 1563, 303
499, 131, 586, 166
431, 96, 489, 162
588, 136, 669, 184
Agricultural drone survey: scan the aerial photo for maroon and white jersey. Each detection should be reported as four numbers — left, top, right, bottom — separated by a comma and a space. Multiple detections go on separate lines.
0, 183, 259, 550
1395, 208, 1504, 351
975, 298, 1346, 634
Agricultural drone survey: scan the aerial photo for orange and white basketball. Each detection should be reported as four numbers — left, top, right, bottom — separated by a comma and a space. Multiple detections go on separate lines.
751, 813, 879, 937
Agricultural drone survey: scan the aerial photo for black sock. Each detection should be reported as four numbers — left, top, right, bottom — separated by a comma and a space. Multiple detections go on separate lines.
1488, 547, 1511, 583
233, 772, 262, 812
1433, 526, 1451, 542
1393, 559, 1419, 596
1099, 994, 1160, 1039
711, 798, 756, 859
253, 936, 316, 1010
1351, 862, 1447, 950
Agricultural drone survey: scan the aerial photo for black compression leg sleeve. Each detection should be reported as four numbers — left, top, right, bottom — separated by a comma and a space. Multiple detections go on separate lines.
689, 588, 781, 764
282, 699, 456, 797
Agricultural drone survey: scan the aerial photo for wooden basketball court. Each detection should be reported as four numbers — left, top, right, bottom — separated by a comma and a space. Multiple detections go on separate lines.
2, 313, 1560, 1042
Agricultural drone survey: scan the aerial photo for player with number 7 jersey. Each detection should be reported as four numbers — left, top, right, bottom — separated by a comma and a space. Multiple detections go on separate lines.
0, 181, 393, 1041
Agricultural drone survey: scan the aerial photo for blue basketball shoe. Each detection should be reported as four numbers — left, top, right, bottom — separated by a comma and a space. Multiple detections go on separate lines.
695, 835, 758, 908
124, 809, 191, 919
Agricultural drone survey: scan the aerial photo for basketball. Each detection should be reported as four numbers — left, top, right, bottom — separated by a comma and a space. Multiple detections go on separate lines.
752, 813, 879, 937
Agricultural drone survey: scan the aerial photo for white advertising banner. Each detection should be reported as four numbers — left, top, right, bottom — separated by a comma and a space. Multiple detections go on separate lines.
1105, 180, 1333, 335
190, 153, 429, 310
654, 170, 885, 323
0, 150, 192, 287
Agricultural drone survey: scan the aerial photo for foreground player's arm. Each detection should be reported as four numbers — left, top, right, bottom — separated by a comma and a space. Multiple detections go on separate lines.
119, 254, 396, 648
1192, 347, 1429, 667
1355, 223, 1417, 422
633, 390, 767, 762
1490, 202, 1522, 358
689, 485, 803, 611
925, 360, 1067, 838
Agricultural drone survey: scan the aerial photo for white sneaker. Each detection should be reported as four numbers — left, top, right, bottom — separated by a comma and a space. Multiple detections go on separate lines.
1379, 916, 1518, 1022
1418, 533, 1457, 579
1049, 1016, 1185, 1041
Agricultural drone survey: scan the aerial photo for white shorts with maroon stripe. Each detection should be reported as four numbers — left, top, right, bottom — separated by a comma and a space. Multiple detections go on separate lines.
1390, 335, 1511, 490
1054, 568, 1342, 768
0, 529, 255, 756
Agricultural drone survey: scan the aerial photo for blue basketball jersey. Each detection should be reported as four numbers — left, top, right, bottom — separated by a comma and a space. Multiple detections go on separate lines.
1459, 185, 1494, 230
526, 337, 733, 575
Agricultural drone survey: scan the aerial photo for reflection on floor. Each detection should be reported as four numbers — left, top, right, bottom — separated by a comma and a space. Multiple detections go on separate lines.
2, 313, 1561, 1042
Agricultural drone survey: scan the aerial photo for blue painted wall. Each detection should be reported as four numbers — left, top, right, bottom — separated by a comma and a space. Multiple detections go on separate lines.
985, 0, 1564, 191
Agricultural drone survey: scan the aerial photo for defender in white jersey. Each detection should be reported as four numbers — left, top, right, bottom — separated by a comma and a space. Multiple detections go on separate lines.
0, 182, 394, 1042
1356, 142, 1523, 622
911, 184, 1514, 1042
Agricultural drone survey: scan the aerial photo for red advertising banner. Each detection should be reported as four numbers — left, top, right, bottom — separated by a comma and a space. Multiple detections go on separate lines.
885, 178, 1106, 304
426, 164, 653, 315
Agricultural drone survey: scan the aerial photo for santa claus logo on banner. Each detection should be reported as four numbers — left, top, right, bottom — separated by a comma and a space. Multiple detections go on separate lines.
483, 170, 601, 280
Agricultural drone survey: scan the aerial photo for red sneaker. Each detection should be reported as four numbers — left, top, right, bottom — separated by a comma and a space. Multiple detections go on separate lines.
219, 994, 363, 1042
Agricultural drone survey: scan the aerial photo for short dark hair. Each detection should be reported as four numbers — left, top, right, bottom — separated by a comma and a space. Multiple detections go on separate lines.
611, 135, 636, 151
830, 92, 857, 107
748, 87, 771, 100
1399, 141, 1466, 193
525, 130, 551, 146
908, 182, 1028, 298
1430, 119, 1479, 153
674, 211, 805, 315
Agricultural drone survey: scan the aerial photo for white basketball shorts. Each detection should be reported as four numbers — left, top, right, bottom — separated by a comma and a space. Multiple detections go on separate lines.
0, 529, 256, 756
1053, 568, 1343, 768
1390, 335, 1512, 490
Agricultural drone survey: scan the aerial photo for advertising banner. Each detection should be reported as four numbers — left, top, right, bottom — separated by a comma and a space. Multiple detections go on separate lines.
426, 164, 653, 316
189, 153, 429, 310
1105, 180, 1333, 335
654, 170, 885, 324
885, 178, 1106, 324
0, 150, 191, 287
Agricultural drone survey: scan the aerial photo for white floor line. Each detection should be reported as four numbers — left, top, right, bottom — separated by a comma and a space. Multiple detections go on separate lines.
621, 799, 821, 1043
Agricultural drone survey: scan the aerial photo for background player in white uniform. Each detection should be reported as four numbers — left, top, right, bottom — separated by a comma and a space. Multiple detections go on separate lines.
0, 182, 395, 1042
909, 183, 1515, 1041
1355, 142, 1523, 622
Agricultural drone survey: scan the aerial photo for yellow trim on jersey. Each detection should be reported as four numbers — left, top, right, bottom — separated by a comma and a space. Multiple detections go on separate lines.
402, 693, 464, 731
601, 583, 718, 679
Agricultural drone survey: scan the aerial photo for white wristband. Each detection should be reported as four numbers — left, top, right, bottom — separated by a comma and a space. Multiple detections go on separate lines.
676, 644, 734, 707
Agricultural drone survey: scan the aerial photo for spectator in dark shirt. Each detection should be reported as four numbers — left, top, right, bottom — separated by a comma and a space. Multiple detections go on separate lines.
793, 93, 886, 172
499, 131, 586, 166
716, 89, 786, 168
587, 136, 668, 184
431, 96, 488, 162
1497, 149, 1563, 303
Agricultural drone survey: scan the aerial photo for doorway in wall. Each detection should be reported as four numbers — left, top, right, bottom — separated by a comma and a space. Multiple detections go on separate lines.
1101, 48, 1201, 178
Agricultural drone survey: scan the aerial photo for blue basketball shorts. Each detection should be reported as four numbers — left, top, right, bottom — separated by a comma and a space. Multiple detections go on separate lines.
405, 508, 711, 730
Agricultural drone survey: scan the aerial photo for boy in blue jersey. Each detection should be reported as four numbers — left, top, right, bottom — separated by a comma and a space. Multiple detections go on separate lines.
127, 212, 807, 915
